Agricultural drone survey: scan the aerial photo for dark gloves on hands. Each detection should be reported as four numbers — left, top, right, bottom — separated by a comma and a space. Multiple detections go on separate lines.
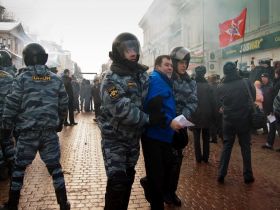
149, 111, 167, 128
147, 95, 166, 128
0, 129, 12, 139
147, 95, 164, 113
172, 128, 189, 149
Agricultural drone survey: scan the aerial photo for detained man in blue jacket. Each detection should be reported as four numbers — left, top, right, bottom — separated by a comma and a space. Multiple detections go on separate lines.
141, 55, 183, 210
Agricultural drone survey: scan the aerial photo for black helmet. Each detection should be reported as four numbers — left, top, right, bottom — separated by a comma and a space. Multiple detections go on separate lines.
22, 43, 48, 66
110, 32, 140, 62
0, 50, 12, 68
170, 47, 191, 70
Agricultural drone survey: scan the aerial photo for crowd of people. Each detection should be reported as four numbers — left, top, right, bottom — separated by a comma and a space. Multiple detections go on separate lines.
0, 32, 280, 210
97, 32, 280, 210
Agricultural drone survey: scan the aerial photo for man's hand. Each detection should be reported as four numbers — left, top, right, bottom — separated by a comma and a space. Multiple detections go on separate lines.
147, 96, 163, 113
170, 120, 183, 132
219, 107, 224, 114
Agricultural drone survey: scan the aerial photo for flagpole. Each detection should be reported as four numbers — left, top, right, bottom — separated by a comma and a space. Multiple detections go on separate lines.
240, 36, 245, 68
240, 8, 247, 70
202, 0, 205, 66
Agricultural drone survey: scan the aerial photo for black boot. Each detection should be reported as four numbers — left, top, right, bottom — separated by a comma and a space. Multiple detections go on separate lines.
171, 193, 181, 206
104, 172, 131, 210
140, 177, 152, 203
0, 189, 20, 210
122, 168, 135, 209
55, 187, 70, 210
0, 166, 9, 181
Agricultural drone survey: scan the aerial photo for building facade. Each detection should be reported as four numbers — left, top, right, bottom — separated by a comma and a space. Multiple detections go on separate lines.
139, 0, 280, 75
0, 21, 32, 68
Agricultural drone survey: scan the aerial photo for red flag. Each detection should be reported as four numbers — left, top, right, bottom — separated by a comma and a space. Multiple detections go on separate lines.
219, 8, 247, 47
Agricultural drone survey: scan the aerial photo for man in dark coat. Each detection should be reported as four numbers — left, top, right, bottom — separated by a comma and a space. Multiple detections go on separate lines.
217, 62, 255, 184
62, 69, 77, 126
191, 66, 215, 163
208, 74, 223, 143
92, 75, 101, 121
71, 76, 80, 113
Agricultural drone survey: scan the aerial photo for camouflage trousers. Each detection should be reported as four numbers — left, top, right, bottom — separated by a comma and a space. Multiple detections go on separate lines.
101, 135, 140, 178
11, 130, 66, 191
0, 135, 15, 167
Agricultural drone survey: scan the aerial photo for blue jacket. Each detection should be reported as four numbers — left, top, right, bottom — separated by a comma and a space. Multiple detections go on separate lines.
144, 70, 176, 143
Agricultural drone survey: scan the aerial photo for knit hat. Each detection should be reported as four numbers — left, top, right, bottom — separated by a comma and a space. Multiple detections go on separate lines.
223, 62, 237, 75
261, 73, 269, 78
195, 65, 206, 76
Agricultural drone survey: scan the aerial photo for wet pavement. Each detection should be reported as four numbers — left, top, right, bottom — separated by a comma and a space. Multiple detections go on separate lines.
0, 113, 280, 210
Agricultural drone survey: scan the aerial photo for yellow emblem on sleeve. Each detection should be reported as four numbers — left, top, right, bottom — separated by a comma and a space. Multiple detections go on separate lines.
32, 76, 51, 81
0, 71, 8, 77
107, 86, 119, 99
127, 81, 137, 88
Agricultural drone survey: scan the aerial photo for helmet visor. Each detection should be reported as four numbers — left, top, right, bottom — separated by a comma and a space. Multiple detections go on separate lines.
175, 48, 190, 60
117, 40, 140, 56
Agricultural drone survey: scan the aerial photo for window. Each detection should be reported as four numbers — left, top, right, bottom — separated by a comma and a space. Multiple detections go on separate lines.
260, 0, 269, 26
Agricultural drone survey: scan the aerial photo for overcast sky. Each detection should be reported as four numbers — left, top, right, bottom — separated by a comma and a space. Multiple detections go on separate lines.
1, 0, 153, 79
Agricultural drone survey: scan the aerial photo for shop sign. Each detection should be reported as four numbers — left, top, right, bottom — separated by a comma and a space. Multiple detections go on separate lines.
222, 31, 280, 58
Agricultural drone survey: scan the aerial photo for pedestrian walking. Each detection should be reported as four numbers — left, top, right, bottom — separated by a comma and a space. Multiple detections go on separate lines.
217, 62, 255, 184
62, 69, 78, 126
191, 66, 215, 163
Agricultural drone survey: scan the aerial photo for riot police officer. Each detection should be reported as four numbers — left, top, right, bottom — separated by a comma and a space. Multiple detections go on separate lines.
0, 50, 15, 180
167, 47, 197, 205
0, 43, 70, 210
99, 32, 165, 210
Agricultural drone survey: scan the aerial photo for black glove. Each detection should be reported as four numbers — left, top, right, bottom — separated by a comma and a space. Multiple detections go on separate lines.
147, 95, 163, 113
172, 128, 189, 149
56, 121, 64, 132
0, 129, 12, 139
149, 111, 167, 128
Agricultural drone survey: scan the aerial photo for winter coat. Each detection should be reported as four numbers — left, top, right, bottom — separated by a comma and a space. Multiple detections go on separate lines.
191, 76, 215, 128
217, 74, 255, 131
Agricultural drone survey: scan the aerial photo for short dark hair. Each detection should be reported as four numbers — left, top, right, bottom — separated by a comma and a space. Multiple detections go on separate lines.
64, 69, 70, 74
154, 55, 171, 68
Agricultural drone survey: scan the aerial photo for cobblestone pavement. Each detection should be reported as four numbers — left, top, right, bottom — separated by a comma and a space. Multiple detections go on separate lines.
0, 113, 280, 210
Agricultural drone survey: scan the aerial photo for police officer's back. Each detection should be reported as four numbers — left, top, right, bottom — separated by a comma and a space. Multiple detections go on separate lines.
0, 50, 15, 180
0, 43, 70, 210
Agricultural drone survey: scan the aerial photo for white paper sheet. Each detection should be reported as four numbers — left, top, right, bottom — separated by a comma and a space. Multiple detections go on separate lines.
267, 114, 276, 123
173, 114, 195, 127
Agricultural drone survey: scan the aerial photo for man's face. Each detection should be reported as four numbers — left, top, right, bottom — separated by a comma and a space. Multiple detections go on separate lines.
124, 49, 137, 62
177, 60, 187, 74
156, 58, 173, 78
261, 76, 269, 84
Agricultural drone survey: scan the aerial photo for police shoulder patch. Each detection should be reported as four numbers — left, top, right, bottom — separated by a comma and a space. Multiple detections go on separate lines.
0, 71, 8, 77
32, 75, 51, 81
107, 85, 119, 99
127, 81, 137, 88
